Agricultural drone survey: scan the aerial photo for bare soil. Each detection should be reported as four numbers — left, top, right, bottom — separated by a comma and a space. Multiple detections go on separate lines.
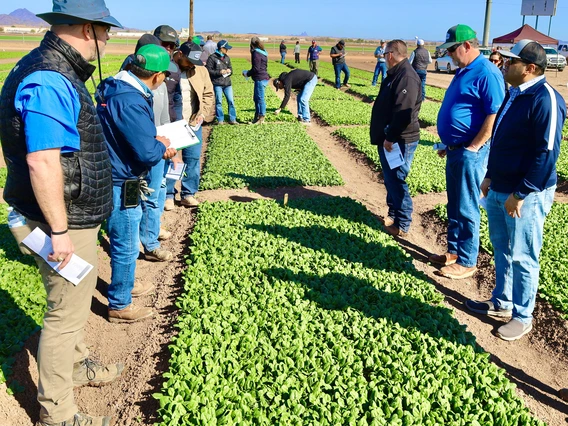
1, 40, 567, 426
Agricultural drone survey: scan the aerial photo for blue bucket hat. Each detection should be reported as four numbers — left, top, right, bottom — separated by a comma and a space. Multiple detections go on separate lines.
37, 0, 123, 28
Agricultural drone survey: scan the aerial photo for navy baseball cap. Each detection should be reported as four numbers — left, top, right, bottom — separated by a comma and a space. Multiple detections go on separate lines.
179, 41, 204, 65
499, 39, 547, 69
217, 40, 232, 50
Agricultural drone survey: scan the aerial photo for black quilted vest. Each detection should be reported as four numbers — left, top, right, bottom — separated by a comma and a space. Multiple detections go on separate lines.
0, 31, 112, 228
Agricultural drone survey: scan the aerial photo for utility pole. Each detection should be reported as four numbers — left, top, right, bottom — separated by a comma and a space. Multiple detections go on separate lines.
482, 0, 492, 47
188, 0, 194, 41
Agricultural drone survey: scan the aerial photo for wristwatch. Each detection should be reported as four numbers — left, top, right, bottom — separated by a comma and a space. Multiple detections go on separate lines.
512, 192, 523, 200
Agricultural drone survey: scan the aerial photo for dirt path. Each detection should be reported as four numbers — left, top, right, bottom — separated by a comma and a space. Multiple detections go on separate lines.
1, 43, 567, 425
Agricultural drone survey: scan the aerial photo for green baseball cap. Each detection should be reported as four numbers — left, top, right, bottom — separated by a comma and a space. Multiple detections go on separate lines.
134, 44, 171, 74
439, 24, 477, 49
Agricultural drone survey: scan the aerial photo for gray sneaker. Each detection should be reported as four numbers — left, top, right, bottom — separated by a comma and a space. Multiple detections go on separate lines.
73, 358, 124, 387
36, 412, 112, 426
465, 299, 512, 317
496, 319, 533, 341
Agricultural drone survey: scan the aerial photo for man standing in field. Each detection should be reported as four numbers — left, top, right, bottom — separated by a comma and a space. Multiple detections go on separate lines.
0, 0, 124, 424
370, 40, 422, 237
465, 40, 566, 341
307, 40, 323, 76
330, 39, 350, 89
429, 24, 505, 279
280, 40, 287, 64
409, 38, 432, 100
201, 34, 217, 64
273, 69, 318, 124
372, 40, 387, 86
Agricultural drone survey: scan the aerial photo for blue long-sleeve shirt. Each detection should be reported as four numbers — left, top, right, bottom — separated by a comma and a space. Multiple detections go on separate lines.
96, 71, 166, 184
487, 77, 567, 198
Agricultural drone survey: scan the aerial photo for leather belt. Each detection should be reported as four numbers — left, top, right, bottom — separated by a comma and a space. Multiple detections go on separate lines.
447, 143, 467, 151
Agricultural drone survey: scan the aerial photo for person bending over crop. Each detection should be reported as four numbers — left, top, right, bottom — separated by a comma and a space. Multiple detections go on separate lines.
273, 69, 318, 124
465, 40, 566, 341
370, 40, 422, 237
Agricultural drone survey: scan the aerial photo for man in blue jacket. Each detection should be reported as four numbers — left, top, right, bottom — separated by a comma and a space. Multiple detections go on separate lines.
97, 44, 177, 323
466, 40, 566, 341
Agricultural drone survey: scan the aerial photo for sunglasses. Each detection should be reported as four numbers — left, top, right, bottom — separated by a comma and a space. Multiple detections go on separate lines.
506, 57, 528, 65
447, 43, 462, 53
489, 58, 501, 63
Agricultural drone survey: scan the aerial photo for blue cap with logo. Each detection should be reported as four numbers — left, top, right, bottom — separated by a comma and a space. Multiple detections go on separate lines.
217, 40, 232, 50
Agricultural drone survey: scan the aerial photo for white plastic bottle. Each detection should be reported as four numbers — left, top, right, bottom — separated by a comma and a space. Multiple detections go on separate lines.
7, 207, 27, 228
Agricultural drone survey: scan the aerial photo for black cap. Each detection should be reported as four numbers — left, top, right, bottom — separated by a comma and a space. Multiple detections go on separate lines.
153, 25, 178, 43
499, 39, 547, 69
273, 72, 288, 90
135, 34, 160, 53
338, 39, 345, 45
179, 41, 204, 65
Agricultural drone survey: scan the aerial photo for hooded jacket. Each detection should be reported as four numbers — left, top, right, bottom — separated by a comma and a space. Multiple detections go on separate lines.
248, 49, 270, 81
96, 71, 166, 184
206, 51, 233, 87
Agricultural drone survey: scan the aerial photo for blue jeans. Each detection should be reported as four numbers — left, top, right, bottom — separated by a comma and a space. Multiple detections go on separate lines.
253, 79, 269, 117
166, 126, 203, 199
214, 85, 236, 122
280, 52, 286, 63
415, 69, 427, 101
372, 61, 387, 85
334, 63, 350, 88
140, 159, 165, 252
488, 186, 555, 324
445, 144, 489, 267
297, 75, 318, 121
107, 185, 143, 310
377, 141, 418, 232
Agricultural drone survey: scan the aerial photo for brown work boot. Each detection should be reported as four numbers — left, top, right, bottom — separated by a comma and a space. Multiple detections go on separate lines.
144, 248, 173, 262
384, 224, 408, 238
439, 263, 477, 279
428, 252, 458, 266
158, 228, 172, 240
108, 304, 154, 324
180, 195, 199, 207
164, 198, 175, 211
383, 216, 394, 227
131, 280, 155, 297
73, 358, 124, 388
36, 412, 112, 426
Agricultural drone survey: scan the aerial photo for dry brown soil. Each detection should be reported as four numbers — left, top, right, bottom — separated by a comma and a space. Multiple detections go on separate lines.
0, 40, 567, 426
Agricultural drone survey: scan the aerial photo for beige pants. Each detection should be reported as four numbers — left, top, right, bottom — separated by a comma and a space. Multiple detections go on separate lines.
11, 219, 100, 423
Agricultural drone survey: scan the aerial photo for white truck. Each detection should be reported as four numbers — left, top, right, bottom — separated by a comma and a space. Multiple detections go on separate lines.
558, 41, 568, 59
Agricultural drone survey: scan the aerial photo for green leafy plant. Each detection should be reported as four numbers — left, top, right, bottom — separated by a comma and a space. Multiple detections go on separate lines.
200, 123, 344, 189
419, 101, 441, 127
310, 100, 372, 125
155, 197, 543, 425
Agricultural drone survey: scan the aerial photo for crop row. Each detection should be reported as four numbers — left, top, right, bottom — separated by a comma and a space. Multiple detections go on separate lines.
200, 123, 344, 190
154, 197, 542, 425
310, 100, 372, 126
332, 127, 446, 195
434, 202, 568, 317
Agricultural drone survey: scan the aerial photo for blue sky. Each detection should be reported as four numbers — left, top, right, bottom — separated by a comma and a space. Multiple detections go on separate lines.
9, 0, 568, 43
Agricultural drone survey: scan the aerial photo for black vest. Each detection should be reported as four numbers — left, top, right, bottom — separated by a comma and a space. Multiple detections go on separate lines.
412, 46, 430, 71
0, 31, 112, 228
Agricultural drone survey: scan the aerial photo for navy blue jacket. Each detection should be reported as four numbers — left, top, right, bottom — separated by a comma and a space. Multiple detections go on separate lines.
96, 72, 166, 184
248, 49, 270, 81
488, 78, 566, 198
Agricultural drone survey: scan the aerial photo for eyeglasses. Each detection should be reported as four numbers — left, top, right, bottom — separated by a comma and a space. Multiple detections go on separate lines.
384, 51, 393, 55
489, 58, 501, 64
93, 24, 111, 34
162, 41, 176, 50
507, 58, 528, 65
447, 43, 462, 53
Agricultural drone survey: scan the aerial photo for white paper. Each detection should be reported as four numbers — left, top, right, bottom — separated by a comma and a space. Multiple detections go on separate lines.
383, 143, 405, 169
156, 120, 200, 150
223, 70, 232, 78
21, 228, 93, 286
165, 162, 186, 180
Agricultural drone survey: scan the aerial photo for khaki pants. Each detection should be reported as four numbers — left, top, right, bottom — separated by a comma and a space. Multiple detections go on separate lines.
309, 59, 319, 76
11, 220, 100, 423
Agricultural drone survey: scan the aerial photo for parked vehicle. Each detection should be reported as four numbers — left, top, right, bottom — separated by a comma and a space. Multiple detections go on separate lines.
479, 48, 492, 58
544, 47, 566, 71
434, 46, 447, 59
557, 41, 568, 59
434, 55, 459, 73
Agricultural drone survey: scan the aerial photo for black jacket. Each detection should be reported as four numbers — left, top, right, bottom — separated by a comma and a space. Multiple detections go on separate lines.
0, 31, 113, 228
248, 50, 270, 81
370, 59, 422, 145
278, 69, 316, 109
206, 52, 233, 87
280, 43, 287, 53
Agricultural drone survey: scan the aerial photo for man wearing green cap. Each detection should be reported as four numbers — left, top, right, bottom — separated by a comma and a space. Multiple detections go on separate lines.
429, 24, 505, 280
96, 44, 177, 325
0, 0, 125, 424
